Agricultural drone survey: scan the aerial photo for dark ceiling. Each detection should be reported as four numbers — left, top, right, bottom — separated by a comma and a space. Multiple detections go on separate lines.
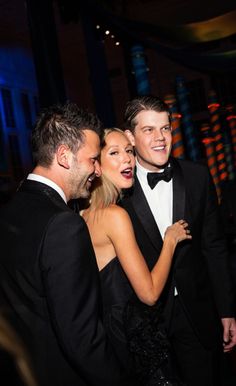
57, 0, 236, 24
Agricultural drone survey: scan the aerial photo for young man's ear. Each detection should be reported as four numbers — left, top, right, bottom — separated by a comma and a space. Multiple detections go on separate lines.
56, 145, 72, 169
124, 130, 135, 146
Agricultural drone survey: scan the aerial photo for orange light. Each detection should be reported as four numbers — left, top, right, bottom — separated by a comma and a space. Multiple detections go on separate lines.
208, 103, 220, 109
202, 138, 214, 144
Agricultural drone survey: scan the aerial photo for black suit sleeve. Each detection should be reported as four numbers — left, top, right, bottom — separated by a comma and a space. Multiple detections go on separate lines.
40, 211, 133, 386
201, 169, 235, 317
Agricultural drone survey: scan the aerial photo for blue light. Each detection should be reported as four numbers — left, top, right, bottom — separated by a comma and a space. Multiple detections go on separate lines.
0, 46, 38, 178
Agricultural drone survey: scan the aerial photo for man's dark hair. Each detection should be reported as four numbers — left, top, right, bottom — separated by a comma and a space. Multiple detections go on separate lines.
31, 102, 103, 167
124, 95, 171, 133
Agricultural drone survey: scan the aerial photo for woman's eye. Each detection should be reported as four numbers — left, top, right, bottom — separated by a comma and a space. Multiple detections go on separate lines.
127, 149, 134, 154
110, 151, 118, 156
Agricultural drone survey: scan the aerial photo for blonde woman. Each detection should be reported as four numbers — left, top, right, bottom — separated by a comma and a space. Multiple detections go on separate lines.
82, 128, 190, 385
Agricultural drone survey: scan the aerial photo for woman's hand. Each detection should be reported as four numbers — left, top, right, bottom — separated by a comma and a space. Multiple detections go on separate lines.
164, 219, 192, 246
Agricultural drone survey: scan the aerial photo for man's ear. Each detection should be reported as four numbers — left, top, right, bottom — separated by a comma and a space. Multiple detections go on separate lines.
124, 129, 135, 146
56, 145, 71, 169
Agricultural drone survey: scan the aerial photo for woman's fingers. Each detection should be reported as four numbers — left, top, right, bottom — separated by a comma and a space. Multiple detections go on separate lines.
177, 220, 192, 239
178, 219, 189, 229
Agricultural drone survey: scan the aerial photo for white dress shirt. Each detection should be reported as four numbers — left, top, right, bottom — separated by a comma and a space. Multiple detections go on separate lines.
27, 173, 67, 203
136, 160, 173, 239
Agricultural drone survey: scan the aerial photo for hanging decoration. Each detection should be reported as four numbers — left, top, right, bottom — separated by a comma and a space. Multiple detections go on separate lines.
131, 45, 150, 96
208, 90, 228, 182
201, 123, 221, 200
164, 94, 185, 159
226, 106, 236, 172
224, 142, 235, 181
176, 76, 201, 162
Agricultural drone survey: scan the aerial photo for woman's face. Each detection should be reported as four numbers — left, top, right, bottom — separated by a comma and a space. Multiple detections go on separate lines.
101, 131, 135, 190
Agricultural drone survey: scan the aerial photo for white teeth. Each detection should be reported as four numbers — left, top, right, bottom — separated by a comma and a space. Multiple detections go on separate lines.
122, 168, 132, 173
153, 146, 165, 150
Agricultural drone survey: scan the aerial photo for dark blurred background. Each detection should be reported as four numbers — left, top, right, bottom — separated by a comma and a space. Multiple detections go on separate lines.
0, 0, 236, 194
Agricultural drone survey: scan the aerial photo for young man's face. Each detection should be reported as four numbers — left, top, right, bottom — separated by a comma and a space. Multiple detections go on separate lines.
126, 110, 172, 171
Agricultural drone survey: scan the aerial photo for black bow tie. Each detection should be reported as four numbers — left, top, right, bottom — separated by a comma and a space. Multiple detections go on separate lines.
147, 166, 173, 189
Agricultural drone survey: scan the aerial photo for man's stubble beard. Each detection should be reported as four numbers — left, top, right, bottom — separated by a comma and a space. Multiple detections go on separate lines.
69, 177, 91, 200
67, 169, 89, 201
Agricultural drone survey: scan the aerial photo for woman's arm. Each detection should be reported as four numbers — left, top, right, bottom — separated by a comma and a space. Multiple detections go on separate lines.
105, 205, 191, 306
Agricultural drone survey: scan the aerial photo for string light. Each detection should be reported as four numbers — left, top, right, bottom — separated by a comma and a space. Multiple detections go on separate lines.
95, 21, 121, 47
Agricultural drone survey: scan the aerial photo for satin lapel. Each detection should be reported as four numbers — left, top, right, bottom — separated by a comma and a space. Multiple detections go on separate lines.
172, 158, 186, 223
131, 177, 163, 250
171, 158, 192, 267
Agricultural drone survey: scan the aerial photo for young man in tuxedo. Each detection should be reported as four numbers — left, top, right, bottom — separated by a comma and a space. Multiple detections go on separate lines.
0, 103, 136, 386
122, 95, 236, 386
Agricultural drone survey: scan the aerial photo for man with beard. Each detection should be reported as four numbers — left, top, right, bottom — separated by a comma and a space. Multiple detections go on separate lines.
0, 102, 136, 386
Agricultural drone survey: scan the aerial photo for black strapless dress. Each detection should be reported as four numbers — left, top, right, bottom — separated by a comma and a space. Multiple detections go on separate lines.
99, 257, 184, 386
99, 257, 134, 371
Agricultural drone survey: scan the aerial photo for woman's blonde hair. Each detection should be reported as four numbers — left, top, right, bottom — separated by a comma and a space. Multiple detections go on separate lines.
89, 128, 128, 210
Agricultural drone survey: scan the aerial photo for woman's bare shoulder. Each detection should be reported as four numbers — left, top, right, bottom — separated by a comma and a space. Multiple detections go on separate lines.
104, 205, 133, 234
105, 204, 130, 218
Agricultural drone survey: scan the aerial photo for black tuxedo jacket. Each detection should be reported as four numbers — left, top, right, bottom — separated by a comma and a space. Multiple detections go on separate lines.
220, 180, 236, 244
122, 158, 235, 349
0, 180, 134, 386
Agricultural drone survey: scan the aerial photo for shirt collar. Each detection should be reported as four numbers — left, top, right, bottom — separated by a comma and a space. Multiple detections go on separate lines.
136, 158, 164, 176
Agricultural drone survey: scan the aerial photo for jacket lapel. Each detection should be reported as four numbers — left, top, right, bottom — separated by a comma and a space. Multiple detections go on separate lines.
171, 158, 192, 267
172, 158, 186, 223
130, 176, 163, 251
